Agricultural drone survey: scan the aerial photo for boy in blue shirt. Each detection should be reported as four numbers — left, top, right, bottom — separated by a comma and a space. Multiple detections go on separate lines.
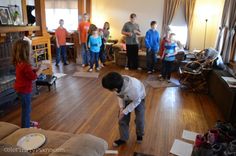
88, 28, 102, 72
145, 21, 160, 74
160, 33, 177, 82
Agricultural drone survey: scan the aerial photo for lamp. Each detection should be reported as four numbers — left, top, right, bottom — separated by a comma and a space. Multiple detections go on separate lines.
203, 19, 208, 49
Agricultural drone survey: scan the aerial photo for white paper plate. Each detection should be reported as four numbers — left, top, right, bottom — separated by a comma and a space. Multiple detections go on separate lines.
17, 133, 46, 151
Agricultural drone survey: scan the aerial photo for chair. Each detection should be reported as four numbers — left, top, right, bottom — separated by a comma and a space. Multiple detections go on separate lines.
179, 49, 220, 92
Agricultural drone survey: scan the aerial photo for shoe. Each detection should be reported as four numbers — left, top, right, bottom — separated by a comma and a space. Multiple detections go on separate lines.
113, 139, 126, 147
137, 67, 142, 71
82, 64, 85, 67
147, 71, 152, 74
30, 121, 40, 128
88, 68, 93, 72
158, 74, 162, 78
125, 67, 129, 70
64, 63, 68, 66
96, 67, 100, 71
100, 64, 104, 68
152, 69, 155, 73
137, 136, 143, 144
55, 63, 59, 67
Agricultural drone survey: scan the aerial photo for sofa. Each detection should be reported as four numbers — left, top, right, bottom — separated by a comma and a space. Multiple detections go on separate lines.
113, 36, 185, 70
0, 122, 108, 156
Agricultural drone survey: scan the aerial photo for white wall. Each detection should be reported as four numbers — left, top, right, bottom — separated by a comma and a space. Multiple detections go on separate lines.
91, 0, 224, 50
91, 0, 164, 40
190, 0, 224, 50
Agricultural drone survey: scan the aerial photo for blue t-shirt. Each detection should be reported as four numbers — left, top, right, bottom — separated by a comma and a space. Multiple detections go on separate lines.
88, 36, 102, 53
145, 29, 160, 52
164, 42, 177, 61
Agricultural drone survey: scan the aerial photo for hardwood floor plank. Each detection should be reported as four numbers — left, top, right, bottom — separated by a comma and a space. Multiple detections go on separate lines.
0, 63, 224, 156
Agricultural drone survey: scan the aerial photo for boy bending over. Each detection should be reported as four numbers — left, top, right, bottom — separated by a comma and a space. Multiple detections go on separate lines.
102, 72, 146, 147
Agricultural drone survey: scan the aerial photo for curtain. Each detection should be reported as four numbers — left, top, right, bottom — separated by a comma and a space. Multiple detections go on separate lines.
161, 0, 181, 37
184, 0, 196, 50
215, 0, 230, 52
45, 0, 78, 9
221, 0, 236, 63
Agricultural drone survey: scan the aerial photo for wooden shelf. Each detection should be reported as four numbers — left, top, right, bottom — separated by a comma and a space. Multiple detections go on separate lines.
0, 26, 40, 34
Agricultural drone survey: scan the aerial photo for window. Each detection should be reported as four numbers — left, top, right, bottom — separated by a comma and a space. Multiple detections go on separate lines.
45, 0, 78, 31
45, 9, 78, 31
169, 3, 188, 46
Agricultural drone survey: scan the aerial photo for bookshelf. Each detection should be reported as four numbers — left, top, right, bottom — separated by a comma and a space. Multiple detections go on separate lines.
32, 36, 52, 75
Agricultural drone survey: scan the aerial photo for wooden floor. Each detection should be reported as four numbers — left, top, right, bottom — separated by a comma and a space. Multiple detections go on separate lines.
0, 62, 223, 156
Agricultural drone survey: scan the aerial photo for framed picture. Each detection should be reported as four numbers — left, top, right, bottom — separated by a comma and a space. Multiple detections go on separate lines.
0, 6, 13, 25
8, 5, 23, 25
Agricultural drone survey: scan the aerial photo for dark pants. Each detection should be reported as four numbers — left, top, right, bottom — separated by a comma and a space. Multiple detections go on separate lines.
126, 44, 139, 69
18, 93, 31, 128
146, 50, 157, 71
90, 51, 99, 68
81, 43, 90, 65
161, 60, 174, 80
119, 99, 145, 141
56, 45, 67, 64
99, 43, 106, 64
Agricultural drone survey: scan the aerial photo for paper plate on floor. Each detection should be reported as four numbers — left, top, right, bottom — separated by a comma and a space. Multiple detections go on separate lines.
17, 133, 46, 151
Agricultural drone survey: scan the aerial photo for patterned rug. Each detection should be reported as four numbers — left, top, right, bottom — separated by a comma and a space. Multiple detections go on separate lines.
53, 73, 67, 79
145, 75, 179, 88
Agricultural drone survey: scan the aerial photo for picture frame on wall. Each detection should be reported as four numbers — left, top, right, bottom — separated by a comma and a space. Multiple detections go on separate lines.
8, 5, 23, 25
0, 6, 13, 25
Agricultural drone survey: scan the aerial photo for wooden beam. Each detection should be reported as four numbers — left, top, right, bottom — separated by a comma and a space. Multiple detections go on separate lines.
86, 0, 92, 18
21, 0, 28, 25
35, 0, 48, 36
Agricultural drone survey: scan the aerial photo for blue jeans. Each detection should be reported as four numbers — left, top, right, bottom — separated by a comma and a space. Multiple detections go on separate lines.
90, 51, 99, 68
161, 60, 173, 80
146, 50, 157, 71
56, 45, 67, 64
81, 43, 90, 65
18, 93, 31, 128
99, 43, 106, 64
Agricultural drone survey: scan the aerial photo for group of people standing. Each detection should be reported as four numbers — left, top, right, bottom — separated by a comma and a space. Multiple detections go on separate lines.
55, 13, 110, 72
123, 13, 178, 81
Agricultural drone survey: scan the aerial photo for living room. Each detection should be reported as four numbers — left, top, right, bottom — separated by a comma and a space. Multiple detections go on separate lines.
0, 0, 236, 156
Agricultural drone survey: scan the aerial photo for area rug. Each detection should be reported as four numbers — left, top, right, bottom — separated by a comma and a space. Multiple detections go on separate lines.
53, 73, 67, 79
72, 71, 99, 78
133, 152, 156, 156
145, 75, 179, 88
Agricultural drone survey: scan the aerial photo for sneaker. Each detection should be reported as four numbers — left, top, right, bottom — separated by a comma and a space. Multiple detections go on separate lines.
100, 64, 104, 68
147, 71, 152, 74
82, 64, 85, 67
30, 121, 40, 128
137, 67, 142, 71
158, 74, 162, 78
55, 63, 59, 67
96, 67, 100, 71
152, 69, 155, 73
113, 139, 126, 147
64, 63, 68, 66
137, 136, 143, 144
88, 68, 93, 72
125, 67, 129, 70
